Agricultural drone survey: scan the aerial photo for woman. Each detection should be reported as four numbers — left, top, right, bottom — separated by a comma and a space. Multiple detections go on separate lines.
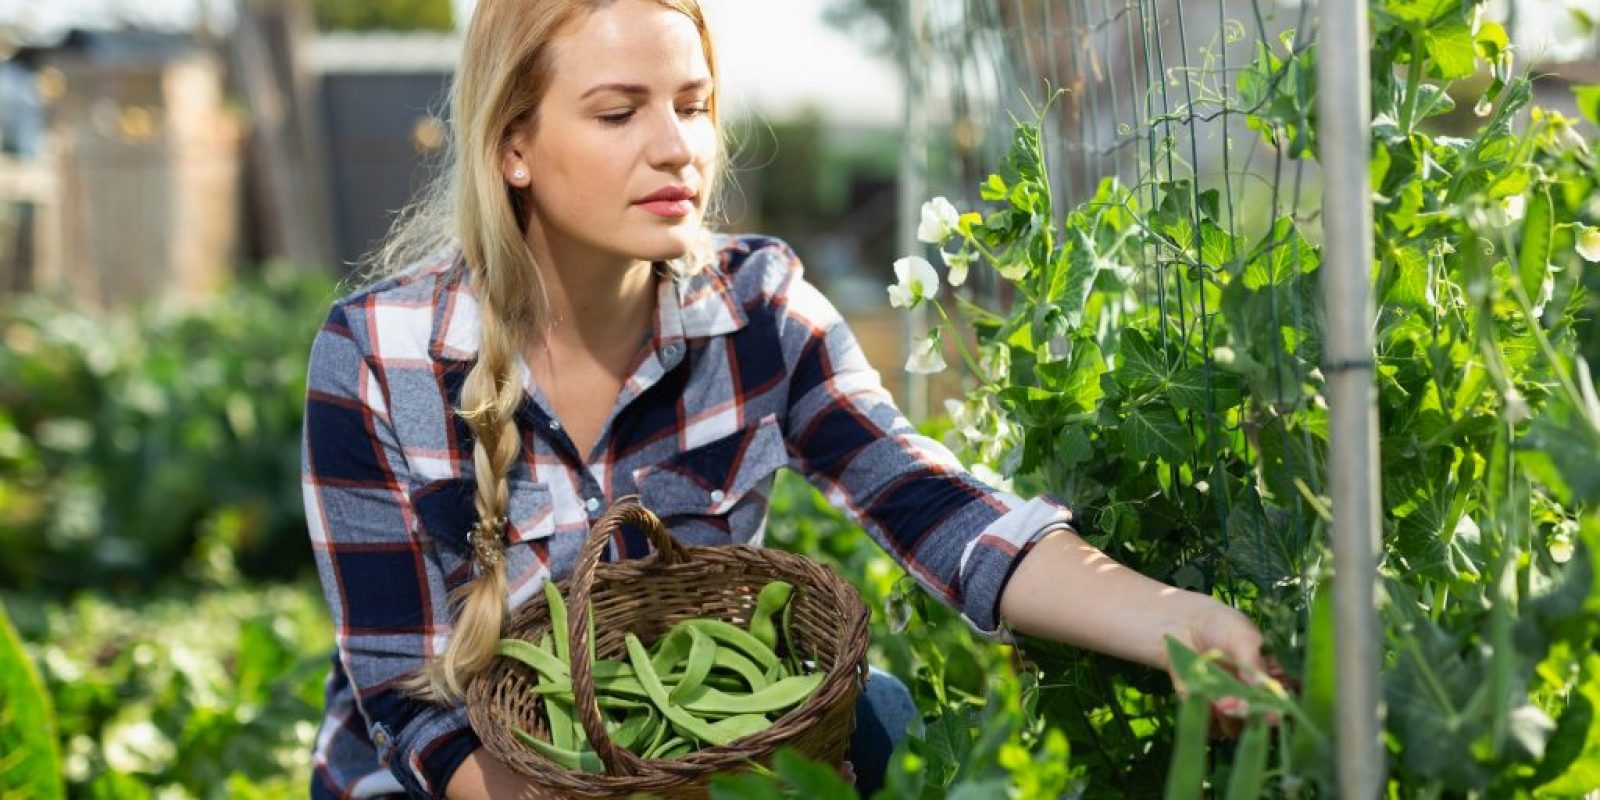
300, 0, 1273, 797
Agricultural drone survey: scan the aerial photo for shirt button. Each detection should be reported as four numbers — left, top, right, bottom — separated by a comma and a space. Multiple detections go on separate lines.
585, 497, 601, 513
549, 419, 561, 431
663, 343, 682, 358
709, 489, 725, 504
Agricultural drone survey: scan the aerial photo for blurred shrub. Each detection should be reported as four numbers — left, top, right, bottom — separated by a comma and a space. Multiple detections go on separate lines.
0, 268, 339, 596
6, 581, 332, 799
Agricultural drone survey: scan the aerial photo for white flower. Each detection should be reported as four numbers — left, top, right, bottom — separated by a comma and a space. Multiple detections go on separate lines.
917, 196, 961, 244
941, 247, 975, 287
904, 328, 947, 374
1504, 388, 1531, 425
1555, 123, 1589, 155
979, 342, 1010, 382
887, 256, 941, 309
1577, 226, 1600, 263
1549, 519, 1578, 564
1501, 193, 1525, 223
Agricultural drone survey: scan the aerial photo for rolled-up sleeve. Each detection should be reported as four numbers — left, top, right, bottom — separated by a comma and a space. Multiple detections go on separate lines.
769, 244, 1077, 639
302, 303, 479, 798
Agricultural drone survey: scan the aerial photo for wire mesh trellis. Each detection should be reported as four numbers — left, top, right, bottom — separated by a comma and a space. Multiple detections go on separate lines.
901, 1, 1334, 584
895, 0, 1384, 794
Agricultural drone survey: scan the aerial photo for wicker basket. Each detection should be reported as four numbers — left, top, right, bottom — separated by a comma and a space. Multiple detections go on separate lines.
465, 495, 870, 798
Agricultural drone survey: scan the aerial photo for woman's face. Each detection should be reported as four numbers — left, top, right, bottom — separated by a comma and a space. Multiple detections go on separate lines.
507, 0, 717, 267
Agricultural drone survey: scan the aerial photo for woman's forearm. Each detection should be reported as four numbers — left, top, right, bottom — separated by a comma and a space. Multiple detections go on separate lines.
997, 526, 1215, 671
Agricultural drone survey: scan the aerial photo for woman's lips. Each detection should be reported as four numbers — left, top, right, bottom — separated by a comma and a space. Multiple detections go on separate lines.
637, 199, 693, 218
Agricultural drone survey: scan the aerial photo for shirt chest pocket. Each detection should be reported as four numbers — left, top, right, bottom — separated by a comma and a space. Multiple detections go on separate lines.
632, 413, 789, 520
410, 473, 555, 590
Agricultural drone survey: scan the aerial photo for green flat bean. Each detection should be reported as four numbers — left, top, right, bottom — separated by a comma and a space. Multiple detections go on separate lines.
1226, 715, 1270, 800
703, 713, 772, 744
679, 619, 780, 670
496, 638, 568, 683
1164, 693, 1209, 800
668, 627, 716, 704
625, 632, 729, 745
748, 581, 793, 651
673, 673, 823, 716
543, 580, 569, 664
608, 706, 656, 751
512, 727, 604, 774
533, 633, 576, 752
645, 734, 687, 760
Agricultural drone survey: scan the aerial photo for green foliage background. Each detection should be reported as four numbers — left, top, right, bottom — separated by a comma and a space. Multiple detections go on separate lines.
310, 0, 454, 33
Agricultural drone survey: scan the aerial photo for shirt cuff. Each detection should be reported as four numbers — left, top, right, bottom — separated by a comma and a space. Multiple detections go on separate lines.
956, 493, 1078, 642
386, 702, 482, 799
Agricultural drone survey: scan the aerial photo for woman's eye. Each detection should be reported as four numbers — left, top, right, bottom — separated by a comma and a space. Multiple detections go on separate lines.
599, 110, 634, 125
681, 105, 709, 118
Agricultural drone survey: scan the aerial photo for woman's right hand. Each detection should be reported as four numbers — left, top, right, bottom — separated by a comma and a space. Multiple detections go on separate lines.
446, 749, 566, 800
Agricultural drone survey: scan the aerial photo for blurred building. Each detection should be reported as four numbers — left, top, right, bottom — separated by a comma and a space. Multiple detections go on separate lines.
1, 29, 244, 309
1, 29, 244, 308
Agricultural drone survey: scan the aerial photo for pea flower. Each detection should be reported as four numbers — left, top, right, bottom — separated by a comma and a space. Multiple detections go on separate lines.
917, 196, 961, 244
888, 256, 940, 309
1501, 193, 1525, 223
904, 328, 948, 374
1577, 226, 1600, 263
941, 247, 975, 287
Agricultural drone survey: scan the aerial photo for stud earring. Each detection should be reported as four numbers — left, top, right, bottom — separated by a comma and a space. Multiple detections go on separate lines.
511, 166, 528, 183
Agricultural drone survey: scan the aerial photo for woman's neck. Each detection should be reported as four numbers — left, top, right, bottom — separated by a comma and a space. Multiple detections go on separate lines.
527, 230, 657, 356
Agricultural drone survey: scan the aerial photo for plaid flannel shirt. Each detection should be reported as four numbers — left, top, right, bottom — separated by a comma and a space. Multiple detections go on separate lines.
301, 233, 1077, 797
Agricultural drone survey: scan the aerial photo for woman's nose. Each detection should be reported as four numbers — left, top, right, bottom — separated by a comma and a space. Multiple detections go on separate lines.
647, 108, 694, 168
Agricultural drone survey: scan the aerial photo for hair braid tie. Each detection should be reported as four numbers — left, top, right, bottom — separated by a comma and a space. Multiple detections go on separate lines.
468, 514, 509, 570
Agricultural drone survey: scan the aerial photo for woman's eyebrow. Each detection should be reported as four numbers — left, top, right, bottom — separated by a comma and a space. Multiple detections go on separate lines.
580, 78, 711, 100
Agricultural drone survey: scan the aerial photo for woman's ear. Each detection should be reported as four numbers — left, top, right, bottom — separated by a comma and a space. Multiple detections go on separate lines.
501, 147, 530, 187
500, 121, 533, 187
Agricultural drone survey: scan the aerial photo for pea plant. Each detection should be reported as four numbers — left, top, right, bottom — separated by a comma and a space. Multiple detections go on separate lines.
888, 0, 1600, 796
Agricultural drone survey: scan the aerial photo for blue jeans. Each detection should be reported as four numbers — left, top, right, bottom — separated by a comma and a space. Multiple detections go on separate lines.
846, 667, 918, 797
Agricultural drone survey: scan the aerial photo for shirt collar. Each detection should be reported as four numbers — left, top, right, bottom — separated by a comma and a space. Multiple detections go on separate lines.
428, 248, 747, 365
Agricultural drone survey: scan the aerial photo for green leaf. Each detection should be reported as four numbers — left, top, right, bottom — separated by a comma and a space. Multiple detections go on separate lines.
1386, 0, 1454, 24
771, 748, 857, 797
1166, 365, 1243, 411
1385, 247, 1431, 309
0, 601, 64, 799
1055, 425, 1093, 469
1423, 17, 1478, 80
1573, 85, 1600, 129
1531, 656, 1600, 795
980, 173, 1008, 202
1242, 217, 1313, 289
1114, 329, 1174, 392
1122, 403, 1193, 463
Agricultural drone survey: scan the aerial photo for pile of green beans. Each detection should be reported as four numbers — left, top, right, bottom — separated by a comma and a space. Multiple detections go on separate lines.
496, 580, 820, 772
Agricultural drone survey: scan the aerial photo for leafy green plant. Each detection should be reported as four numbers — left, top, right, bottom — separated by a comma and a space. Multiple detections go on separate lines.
879, 0, 1600, 795
0, 268, 337, 595
6, 581, 332, 798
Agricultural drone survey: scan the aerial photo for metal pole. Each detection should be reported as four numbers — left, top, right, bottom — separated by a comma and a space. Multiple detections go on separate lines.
898, 0, 929, 421
1316, 1, 1385, 797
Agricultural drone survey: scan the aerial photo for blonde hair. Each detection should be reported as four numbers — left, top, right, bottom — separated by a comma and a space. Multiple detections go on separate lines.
378, 0, 730, 704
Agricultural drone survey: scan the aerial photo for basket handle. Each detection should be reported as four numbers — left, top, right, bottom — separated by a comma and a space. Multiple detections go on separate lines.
563, 494, 686, 776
